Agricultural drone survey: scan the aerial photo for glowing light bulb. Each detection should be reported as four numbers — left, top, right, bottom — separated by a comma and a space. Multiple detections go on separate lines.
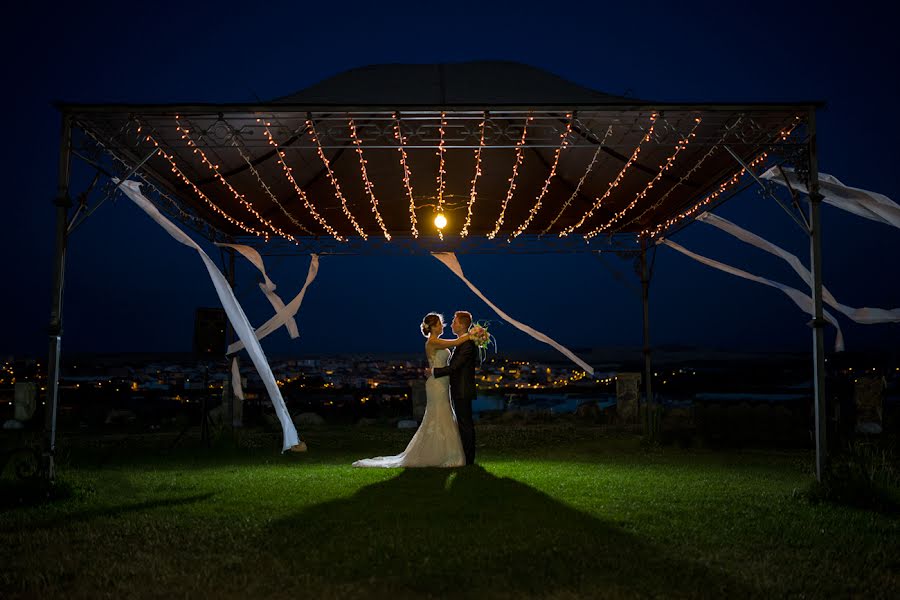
434, 213, 447, 229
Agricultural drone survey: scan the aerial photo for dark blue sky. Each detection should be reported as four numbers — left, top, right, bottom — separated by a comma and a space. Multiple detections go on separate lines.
3, 0, 899, 357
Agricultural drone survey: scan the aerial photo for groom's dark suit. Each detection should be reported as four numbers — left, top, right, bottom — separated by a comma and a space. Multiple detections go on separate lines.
433, 339, 477, 465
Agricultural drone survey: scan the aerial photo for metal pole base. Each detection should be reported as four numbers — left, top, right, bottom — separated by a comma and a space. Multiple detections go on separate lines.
41, 452, 55, 483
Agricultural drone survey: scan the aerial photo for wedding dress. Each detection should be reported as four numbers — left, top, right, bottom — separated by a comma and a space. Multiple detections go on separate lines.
353, 347, 465, 468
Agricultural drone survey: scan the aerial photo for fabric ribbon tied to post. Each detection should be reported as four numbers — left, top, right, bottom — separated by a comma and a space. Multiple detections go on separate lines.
697, 212, 900, 325
761, 166, 900, 230
115, 179, 300, 452
658, 238, 845, 352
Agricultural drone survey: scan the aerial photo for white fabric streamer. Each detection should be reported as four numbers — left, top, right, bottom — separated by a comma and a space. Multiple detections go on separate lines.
431, 252, 594, 374
761, 166, 900, 230
217, 243, 299, 339
230, 356, 244, 428
116, 180, 300, 451
659, 238, 844, 351
697, 212, 900, 325
231, 356, 245, 402
227, 254, 319, 355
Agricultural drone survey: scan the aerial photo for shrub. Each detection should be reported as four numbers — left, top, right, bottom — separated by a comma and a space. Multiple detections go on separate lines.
804, 438, 900, 512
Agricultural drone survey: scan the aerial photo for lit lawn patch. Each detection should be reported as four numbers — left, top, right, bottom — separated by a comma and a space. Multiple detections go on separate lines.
2, 427, 897, 598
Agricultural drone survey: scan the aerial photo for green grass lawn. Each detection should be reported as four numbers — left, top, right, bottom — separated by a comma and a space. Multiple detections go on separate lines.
1, 425, 898, 599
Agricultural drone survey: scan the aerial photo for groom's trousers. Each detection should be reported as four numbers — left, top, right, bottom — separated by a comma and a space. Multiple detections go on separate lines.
454, 396, 476, 465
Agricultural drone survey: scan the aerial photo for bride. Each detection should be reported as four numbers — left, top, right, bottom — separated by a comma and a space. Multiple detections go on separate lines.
353, 313, 471, 468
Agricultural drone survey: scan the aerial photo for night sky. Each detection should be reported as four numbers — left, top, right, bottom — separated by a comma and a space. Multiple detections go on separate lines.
3, 1, 899, 358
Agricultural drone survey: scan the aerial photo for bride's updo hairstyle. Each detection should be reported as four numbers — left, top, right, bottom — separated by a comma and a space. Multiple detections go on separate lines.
421, 313, 444, 338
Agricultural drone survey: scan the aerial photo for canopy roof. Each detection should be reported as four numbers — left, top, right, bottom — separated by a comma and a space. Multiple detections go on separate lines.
62, 62, 816, 251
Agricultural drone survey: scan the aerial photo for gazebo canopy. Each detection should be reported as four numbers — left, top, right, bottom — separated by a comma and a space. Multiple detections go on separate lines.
61, 62, 815, 252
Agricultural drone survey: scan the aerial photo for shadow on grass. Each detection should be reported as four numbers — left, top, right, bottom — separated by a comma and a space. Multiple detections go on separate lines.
0, 493, 216, 532
265, 465, 750, 597
0, 479, 75, 511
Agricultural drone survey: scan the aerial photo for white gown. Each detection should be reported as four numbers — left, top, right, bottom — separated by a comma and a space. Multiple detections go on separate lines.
353, 347, 465, 468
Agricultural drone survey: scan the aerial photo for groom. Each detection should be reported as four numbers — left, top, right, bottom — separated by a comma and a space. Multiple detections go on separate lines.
431, 310, 478, 465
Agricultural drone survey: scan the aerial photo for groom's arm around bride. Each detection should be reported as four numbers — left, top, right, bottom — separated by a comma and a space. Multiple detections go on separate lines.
431, 340, 475, 383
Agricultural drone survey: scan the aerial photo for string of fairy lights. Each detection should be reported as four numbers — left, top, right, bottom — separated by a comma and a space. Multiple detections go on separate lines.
222, 120, 314, 236
393, 112, 419, 238
642, 116, 802, 239
643, 152, 770, 239
487, 115, 533, 240
82, 123, 200, 230
138, 120, 269, 239
508, 114, 573, 241
113, 111, 804, 244
540, 124, 614, 236
435, 112, 449, 240
260, 118, 345, 241
305, 117, 367, 239
611, 117, 743, 235
176, 117, 300, 243
560, 113, 659, 237
583, 116, 702, 240
460, 112, 488, 238
348, 117, 392, 240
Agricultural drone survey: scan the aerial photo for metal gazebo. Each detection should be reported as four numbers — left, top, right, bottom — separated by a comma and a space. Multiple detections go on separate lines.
47, 62, 828, 479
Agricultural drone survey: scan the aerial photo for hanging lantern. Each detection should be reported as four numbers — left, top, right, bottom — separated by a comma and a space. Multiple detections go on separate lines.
434, 213, 447, 229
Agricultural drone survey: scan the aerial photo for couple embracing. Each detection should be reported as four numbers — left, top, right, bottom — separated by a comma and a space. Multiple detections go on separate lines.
353, 311, 477, 468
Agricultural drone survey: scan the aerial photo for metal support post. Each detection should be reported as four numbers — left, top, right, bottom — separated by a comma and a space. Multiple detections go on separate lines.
640, 239, 654, 436
44, 114, 73, 481
807, 110, 827, 482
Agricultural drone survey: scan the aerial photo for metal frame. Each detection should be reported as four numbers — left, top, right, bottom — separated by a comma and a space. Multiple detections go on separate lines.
67, 147, 160, 235
42, 98, 831, 483
74, 108, 804, 152
722, 144, 811, 234
62, 101, 807, 243
807, 109, 827, 481
249, 232, 643, 256
71, 126, 235, 245
647, 122, 828, 477
639, 238, 656, 436
43, 114, 72, 480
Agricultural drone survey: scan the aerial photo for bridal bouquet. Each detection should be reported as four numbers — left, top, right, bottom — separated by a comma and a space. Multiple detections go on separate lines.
468, 321, 497, 363
469, 323, 491, 348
